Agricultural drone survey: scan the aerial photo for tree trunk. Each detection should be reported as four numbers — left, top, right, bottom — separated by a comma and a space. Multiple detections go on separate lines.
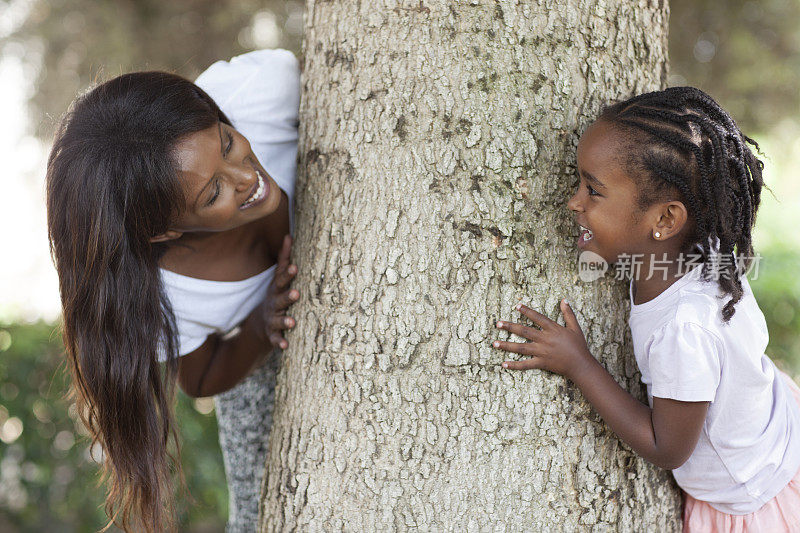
261, 1, 680, 531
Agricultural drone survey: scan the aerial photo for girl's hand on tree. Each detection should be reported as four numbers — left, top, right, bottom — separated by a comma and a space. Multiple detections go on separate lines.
261, 234, 299, 350
493, 300, 593, 380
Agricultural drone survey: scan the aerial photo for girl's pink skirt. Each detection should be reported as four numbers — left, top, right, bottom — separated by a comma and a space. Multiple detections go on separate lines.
684, 371, 800, 532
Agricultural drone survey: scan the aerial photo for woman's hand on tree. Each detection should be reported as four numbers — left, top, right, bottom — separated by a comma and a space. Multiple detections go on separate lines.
261, 234, 299, 350
492, 299, 593, 380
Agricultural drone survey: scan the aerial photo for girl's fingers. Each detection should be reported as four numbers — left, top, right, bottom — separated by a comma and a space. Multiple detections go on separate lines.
560, 299, 583, 334
516, 304, 556, 330
491, 340, 536, 356
502, 358, 542, 371
496, 320, 540, 342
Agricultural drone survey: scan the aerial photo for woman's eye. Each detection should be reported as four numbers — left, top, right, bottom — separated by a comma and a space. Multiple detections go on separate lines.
224, 131, 233, 157
586, 184, 599, 196
207, 180, 221, 206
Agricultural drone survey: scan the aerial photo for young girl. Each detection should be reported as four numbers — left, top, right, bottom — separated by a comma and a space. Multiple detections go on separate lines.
46, 49, 300, 531
493, 87, 800, 531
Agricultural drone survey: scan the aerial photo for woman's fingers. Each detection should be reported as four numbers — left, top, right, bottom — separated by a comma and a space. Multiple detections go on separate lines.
277, 234, 292, 266
267, 314, 293, 350
516, 304, 556, 329
273, 263, 297, 290
269, 332, 288, 350
269, 314, 295, 331
273, 289, 299, 310
496, 320, 540, 341
270, 234, 296, 288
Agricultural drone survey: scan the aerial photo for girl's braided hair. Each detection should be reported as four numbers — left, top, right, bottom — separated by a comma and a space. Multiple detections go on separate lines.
599, 86, 765, 321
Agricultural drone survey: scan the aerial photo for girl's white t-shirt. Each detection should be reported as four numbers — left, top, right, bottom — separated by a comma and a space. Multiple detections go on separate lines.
159, 49, 300, 359
629, 265, 800, 514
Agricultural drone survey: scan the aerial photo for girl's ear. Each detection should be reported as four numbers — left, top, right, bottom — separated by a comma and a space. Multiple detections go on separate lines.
150, 230, 183, 243
653, 201, 688, 240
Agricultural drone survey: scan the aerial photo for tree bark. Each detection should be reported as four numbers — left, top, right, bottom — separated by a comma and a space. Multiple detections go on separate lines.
261, 1, 680, 531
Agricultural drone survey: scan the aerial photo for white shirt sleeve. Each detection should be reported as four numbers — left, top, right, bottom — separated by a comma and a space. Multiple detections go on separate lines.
175, 329, 208, 358
646, 321, 723, 402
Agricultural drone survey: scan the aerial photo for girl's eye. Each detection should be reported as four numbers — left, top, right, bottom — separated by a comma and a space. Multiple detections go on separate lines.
207, 180, 221, 206
586, 184, 599, 196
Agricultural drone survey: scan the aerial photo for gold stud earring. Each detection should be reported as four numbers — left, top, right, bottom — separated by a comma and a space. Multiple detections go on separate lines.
654, 231, 661, 239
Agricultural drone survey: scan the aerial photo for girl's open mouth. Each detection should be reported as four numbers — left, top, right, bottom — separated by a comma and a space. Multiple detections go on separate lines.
578, 225, 594, 248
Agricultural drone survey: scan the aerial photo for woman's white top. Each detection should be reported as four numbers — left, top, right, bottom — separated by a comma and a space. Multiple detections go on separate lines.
159, 49, 300, 359
629, 265, 800, 514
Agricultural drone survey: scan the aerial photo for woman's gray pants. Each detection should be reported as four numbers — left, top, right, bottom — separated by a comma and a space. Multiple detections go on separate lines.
214, 356, 277, 533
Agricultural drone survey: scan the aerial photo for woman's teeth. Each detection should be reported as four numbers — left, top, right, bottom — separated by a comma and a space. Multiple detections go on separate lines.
241, 171, 265, 208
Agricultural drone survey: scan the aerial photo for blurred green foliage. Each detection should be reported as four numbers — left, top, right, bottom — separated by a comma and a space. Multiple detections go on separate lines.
0, 322, 228, 532
750, 248, 800, 377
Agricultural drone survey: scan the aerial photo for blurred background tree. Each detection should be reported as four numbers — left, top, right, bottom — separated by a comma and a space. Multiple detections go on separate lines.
669, 0, 800, 135
3, 0, 304, 139
0, 0, 798, 530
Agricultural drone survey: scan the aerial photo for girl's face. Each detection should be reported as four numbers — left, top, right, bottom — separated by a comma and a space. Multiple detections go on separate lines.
168, 122, 282, 234
567, 120, 659, 264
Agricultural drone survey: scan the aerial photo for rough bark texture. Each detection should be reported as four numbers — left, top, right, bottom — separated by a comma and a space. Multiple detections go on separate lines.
261, 1, 681, 531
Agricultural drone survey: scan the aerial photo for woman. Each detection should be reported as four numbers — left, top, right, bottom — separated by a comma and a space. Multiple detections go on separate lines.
46, 49, 300, 532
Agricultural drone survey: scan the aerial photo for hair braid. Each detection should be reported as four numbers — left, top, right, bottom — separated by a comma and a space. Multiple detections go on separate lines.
676, 88, 764, 243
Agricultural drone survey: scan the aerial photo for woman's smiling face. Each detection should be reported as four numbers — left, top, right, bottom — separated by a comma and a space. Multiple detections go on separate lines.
168, 121, 282, 234
567, 120, 657, 264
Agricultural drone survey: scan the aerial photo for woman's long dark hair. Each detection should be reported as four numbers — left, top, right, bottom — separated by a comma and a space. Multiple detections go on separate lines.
46, 71, 230, 531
